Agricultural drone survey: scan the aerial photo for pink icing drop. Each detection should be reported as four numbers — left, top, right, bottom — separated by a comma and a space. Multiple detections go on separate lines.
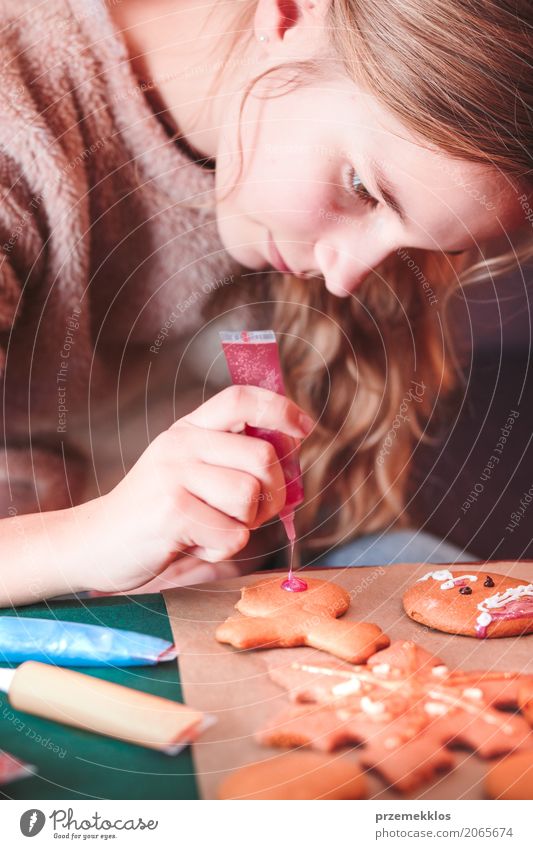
281, 575, 308, 593
475, 598, 533, 638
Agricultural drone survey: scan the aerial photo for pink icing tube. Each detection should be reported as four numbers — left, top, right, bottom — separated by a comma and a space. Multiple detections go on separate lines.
219, 330, 306, 592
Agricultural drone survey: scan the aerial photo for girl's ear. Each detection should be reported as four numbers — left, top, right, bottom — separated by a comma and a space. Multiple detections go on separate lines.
253, 0, 331, 57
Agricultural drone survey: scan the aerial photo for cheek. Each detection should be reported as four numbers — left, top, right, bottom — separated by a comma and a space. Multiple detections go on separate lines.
246, 152, 336, 230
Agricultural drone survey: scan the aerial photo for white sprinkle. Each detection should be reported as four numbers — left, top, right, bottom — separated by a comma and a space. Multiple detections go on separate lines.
424, 701, 449, 716
462, 687, 483, 700
360, 696, 385, 716
371, 663, 391, 676
332, 678, 362, 696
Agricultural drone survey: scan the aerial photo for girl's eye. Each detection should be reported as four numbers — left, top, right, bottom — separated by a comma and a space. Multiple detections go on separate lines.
344, 165, 378, 208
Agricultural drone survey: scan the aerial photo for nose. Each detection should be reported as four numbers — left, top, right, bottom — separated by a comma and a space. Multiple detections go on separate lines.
313, 239, 392, 296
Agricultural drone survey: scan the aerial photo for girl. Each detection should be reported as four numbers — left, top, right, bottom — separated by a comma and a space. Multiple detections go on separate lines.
0, 0, 530, 605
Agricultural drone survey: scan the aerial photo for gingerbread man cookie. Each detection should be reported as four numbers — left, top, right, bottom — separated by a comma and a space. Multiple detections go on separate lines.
258, 640, 533, 792
215, 577, 389, 663
218, 751, 367, 800
403, 569, 533, 638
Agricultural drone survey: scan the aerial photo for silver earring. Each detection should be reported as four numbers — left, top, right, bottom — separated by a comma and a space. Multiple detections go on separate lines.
258, 34, 269, 43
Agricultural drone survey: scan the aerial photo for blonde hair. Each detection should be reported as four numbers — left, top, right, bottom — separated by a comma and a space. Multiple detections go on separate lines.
206, 1, 533, 551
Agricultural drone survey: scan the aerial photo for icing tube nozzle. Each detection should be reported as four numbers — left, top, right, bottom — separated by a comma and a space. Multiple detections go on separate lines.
1, 661, 209, 754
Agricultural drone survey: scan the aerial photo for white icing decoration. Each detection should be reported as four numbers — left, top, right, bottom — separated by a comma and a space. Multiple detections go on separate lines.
462, 687, 483, 700
418, 570, 453, 583
431, 665, 449, 677
371, 663, 391, 676
424, 701, 448, 716
418, 570, 479, 590
360, 696, 385, 716
477, 611, 492, 627
332, 678, 361, 696
475, 582, 533, 632
440, 574, 478, 590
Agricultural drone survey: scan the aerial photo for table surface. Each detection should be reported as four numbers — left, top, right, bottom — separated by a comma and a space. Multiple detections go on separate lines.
0, 594, 198, 800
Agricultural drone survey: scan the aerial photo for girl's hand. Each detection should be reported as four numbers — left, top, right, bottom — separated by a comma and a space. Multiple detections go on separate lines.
85, 385, 312, 593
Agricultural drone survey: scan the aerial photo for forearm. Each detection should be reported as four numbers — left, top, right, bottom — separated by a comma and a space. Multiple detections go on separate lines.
0, 500, 99, 607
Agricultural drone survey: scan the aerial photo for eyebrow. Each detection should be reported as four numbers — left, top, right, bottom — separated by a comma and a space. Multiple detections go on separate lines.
370, 160, 407, 223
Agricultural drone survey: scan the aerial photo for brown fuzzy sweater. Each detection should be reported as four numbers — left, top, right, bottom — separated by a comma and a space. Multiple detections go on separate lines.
0, 0, 250, 516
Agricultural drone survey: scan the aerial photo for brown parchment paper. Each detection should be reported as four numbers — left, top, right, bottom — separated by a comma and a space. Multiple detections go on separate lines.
163, 562, 533, 800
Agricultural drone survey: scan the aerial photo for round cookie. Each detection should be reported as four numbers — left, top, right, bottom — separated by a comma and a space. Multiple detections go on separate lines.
485, 751, 533, 800
402, 569, 533, 638
218, 751, 367, 800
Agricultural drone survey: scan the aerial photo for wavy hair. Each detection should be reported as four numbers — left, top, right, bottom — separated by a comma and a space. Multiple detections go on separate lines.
204, 0, 533, 552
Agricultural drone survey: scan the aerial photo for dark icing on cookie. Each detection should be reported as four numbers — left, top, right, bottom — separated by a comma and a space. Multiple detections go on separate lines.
484, 576, 495, 588
459, 586, 472, 595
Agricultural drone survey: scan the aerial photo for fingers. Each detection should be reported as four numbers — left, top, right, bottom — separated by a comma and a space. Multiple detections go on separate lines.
178, 385, 314, 439
179, 462, 263, 526
171, 488, 250, 562
167, 429, 287, 525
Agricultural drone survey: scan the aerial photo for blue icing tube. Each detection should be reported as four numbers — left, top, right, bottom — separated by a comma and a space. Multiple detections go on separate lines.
0, 618, 177, 667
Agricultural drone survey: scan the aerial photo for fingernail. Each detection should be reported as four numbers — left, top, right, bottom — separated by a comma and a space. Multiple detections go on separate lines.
298, 413, 315, 434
